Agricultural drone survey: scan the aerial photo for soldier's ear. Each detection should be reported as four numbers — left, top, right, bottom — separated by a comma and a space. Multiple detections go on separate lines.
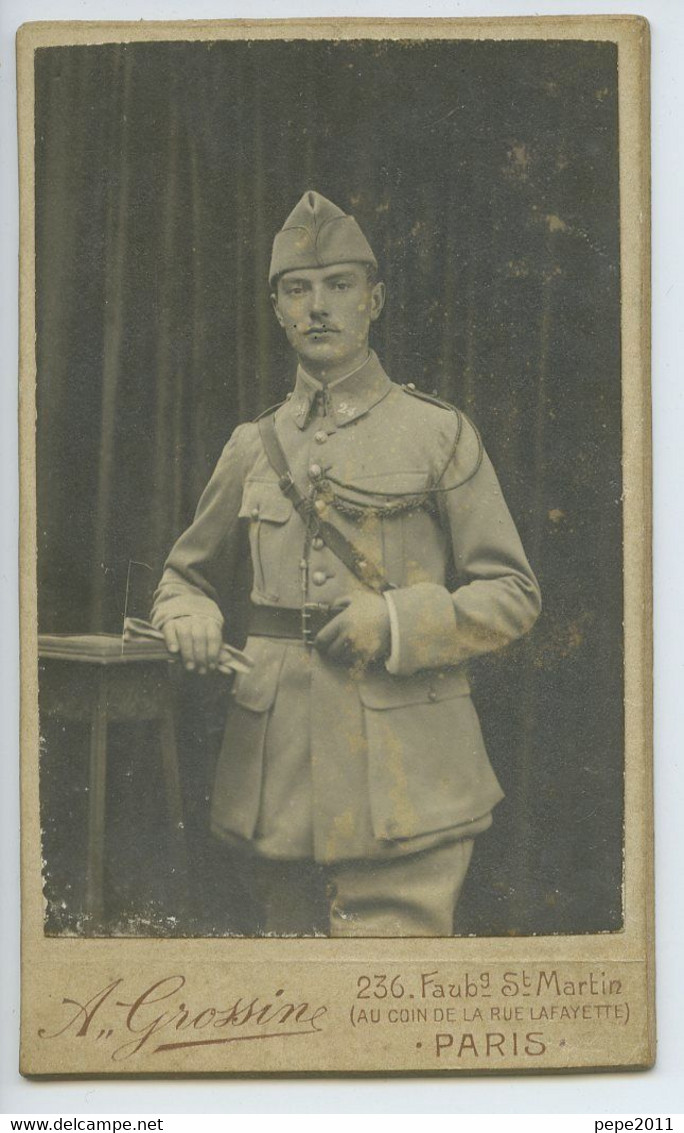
369, 281, 386, 323
271, 291, 286, 327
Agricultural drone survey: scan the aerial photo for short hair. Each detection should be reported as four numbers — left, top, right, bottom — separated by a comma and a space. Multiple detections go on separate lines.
364, 263, 380, 287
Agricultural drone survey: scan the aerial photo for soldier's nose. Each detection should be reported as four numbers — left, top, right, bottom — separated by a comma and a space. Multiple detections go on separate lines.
309, 289, 329, 319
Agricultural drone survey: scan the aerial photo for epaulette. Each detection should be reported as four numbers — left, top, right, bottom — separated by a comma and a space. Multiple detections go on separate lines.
401, 383, 458, 413
252, 395, 290, 422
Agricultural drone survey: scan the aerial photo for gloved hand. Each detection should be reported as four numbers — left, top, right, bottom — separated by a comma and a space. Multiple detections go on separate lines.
314, 592, 391, 664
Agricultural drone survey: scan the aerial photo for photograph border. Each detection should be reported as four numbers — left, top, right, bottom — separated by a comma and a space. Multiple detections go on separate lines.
17, 14, 652, 1077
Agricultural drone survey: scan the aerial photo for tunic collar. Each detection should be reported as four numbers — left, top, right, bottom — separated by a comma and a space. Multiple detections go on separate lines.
288, 350, 392, 429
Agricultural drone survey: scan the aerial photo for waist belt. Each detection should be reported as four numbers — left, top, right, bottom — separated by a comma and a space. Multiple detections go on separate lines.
248, 604, 335, 643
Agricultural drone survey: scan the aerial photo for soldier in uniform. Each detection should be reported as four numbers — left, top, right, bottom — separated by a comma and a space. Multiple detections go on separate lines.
152, 190, 541, 937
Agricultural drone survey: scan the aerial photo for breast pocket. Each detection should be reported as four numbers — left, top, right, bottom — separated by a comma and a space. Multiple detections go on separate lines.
238, 479, 293, 602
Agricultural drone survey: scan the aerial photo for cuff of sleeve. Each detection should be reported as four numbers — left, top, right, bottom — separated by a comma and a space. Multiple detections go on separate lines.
383, 591, 402, 674
383, 582, 459, 676
151, 594, 224, 630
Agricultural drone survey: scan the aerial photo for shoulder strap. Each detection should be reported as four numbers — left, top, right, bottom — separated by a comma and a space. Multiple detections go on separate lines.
257, 415, 393, 594
257, 414, 310, 518
252, 398, 289, 423
401, 384, 458, 413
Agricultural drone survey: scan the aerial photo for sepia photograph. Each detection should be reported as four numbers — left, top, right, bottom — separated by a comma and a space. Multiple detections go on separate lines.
18, 16, 652, 1075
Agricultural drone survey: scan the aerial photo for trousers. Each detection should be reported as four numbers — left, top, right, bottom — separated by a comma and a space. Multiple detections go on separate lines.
238, 838, 475, 937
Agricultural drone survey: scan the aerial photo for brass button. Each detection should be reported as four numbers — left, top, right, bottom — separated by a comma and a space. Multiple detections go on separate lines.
427, 689, 438, 702
314, 431, 328, 445
309, 463, 322, 479
312, 570, 327, 586
312, 536, 324, 550
314, 498, 327, 515
250, 507, 260, 520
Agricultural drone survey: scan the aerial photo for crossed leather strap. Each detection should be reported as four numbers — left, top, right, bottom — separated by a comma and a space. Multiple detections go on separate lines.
258, 415, 394, 595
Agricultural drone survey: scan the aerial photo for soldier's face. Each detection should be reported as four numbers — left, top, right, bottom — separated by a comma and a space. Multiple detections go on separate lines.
272, 263, 385, 375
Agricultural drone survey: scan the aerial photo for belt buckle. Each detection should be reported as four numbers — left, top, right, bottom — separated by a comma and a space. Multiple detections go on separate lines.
301, 602, 328, 646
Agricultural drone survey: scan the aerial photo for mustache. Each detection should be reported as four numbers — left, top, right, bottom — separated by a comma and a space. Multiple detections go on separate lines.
284, 322, 342, 334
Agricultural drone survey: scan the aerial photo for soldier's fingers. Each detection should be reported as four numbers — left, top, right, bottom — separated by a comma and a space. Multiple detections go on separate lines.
206, 621, 223, 668
191, 623, 210, 673
174, 621, 196, 669
314, 611, 348, 652
162, 621, 180, 655
331, 595, 353, 611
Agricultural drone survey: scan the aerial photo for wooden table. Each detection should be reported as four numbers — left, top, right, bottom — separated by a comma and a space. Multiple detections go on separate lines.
38, 634, 187, 931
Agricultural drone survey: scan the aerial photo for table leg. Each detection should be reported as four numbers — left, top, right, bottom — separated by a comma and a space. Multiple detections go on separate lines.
158, 685, 189, 881
86, 668, 108, 930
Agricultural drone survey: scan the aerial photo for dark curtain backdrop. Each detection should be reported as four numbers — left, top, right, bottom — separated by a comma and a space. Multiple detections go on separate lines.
35, 39, 623, 936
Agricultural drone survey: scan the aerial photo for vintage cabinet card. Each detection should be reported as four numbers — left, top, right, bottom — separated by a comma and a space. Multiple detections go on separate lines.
18, 16, 652, 1075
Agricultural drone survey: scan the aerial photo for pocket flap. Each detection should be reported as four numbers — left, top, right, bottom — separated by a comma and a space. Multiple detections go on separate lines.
331, 470, 429, 509
230, 637, 286, 712
238, 479, 293, 524
359, 666, 470, 709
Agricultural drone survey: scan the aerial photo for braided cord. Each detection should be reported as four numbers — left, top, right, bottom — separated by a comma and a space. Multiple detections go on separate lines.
323, 411, 484, 510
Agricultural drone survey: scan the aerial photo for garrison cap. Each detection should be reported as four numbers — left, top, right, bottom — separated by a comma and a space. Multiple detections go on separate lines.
269, 190, 377, 286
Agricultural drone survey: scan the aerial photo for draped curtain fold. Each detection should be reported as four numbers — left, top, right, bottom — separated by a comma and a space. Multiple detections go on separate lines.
35, 39, 623, 935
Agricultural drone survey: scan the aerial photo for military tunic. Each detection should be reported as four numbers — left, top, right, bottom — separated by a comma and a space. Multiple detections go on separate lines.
152, 351, 541, 864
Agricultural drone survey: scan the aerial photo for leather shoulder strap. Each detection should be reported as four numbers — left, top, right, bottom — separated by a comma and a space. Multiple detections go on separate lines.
314, 516, 393, 594
257, 414, 393, 594
252, 399, 288, 422
257, 414, 311, 518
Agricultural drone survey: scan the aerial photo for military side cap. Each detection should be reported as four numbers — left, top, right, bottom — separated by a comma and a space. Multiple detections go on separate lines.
269, 190, 377, 286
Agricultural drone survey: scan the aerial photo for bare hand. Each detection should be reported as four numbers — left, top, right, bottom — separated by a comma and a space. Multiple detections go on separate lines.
314, 593, 391, 665
162, 616, 223, 674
